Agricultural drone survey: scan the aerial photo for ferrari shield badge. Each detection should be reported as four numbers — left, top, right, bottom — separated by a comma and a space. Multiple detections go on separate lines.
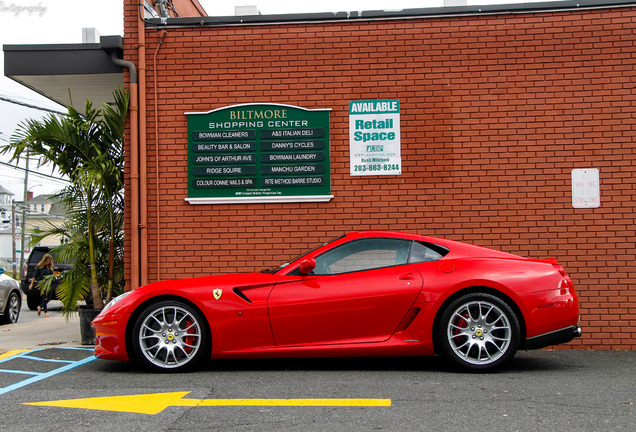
213, 289, 222, 300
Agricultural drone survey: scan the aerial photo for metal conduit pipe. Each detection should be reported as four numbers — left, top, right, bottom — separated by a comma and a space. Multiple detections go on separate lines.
138, 14, 149, 287
153, 31, 167, 280
110, 51, 140, 291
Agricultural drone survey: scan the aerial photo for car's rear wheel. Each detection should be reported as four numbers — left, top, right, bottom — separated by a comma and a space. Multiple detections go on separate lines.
439, 293, 520, 371
1, 291, 21, 324
131, 300, 207, 372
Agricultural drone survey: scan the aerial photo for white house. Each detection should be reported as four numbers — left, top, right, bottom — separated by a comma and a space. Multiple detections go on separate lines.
0, 186, 67, 272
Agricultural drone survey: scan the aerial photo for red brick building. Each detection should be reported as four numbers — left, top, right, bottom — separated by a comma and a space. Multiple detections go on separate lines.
117, 0, 636, 350
9, 1, 633, 350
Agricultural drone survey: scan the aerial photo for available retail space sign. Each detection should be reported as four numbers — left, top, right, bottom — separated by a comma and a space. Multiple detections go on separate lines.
185, 104, 332, 204
571, 168, 600, 208
349, 99, 401, 176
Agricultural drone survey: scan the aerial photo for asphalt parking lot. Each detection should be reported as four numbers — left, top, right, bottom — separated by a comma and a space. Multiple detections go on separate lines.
0, 299, 634, 431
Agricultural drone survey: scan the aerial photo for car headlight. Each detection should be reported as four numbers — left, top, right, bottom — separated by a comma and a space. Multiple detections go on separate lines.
102, 291, 133, 313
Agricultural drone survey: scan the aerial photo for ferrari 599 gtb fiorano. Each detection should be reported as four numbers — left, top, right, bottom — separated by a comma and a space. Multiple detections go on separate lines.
93, 231, 581, 372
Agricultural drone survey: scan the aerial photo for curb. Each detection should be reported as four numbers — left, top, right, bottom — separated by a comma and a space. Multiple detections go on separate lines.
0, 314, 88, 355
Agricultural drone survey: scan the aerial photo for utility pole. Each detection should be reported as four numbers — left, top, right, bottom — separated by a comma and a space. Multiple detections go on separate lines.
19, 153, 29, 279
11, 200, 17, 279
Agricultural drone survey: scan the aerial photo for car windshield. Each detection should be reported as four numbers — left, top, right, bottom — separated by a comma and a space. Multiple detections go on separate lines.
269, 235, 345, 274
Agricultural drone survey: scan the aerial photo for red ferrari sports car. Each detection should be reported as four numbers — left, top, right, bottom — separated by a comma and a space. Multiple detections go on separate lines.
93, 231, 581, 372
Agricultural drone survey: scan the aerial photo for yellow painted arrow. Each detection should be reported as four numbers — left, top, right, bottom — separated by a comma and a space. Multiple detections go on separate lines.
23, 392, 391, 415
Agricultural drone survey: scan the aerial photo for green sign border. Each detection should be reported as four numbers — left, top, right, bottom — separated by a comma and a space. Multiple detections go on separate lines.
185, 104, 332, 204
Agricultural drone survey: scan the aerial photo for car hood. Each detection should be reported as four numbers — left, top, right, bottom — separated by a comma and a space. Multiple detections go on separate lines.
142, 271, 282, 291
0, 273, 19, 286
103, 272, 281, 315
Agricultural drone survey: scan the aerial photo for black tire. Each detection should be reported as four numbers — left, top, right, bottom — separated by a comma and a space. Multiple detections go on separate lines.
26, 293, 42, 311
130, 300, 208, 372
1, 291, 21, 324
438, 293, 520, 372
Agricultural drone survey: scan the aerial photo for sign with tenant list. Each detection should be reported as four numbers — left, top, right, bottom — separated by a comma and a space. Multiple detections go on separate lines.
349, 99, 401, 176
185, 104, 331, 204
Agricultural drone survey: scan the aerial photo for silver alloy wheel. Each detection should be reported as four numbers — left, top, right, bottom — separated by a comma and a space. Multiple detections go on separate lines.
138, 304, 202, 369
7, 293, 20, 323
446, 300, 512, 365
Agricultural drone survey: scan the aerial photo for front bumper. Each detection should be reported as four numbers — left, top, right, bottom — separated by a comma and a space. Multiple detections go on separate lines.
92, 312, 131, 361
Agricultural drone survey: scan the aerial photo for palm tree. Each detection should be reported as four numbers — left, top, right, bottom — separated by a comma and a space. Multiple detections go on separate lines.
1, 87, 129, 312
28, 186, 125, 313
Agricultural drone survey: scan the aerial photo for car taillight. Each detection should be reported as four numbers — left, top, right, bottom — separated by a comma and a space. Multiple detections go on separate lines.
551, 261, 573, 289
22, 262, 28, 279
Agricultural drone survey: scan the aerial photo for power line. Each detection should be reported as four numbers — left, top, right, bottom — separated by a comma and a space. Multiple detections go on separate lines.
0, 160, 69, 185
0, 95, 66, 115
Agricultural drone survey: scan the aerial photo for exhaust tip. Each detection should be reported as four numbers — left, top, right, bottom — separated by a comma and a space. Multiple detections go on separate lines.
573, 326, 582, 338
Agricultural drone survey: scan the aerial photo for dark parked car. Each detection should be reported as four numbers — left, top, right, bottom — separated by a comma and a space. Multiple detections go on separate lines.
0, 267, 21, 324
20, 246, 73, 310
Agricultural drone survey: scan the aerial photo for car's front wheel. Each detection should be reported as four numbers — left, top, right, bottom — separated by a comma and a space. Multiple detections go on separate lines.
439, 293, 520, 371
1, 291, 21, 324
131, 300, 207, 372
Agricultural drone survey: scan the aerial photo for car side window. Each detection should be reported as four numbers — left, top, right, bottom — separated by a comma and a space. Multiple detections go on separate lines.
313, 238, 412, 275
408, 241, 448, 263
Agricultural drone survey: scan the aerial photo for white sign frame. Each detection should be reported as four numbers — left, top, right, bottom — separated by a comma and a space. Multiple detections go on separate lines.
571, 168, 600, 208
349, 99, 401, 176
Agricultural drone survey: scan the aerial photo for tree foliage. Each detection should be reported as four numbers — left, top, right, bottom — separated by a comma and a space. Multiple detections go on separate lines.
1, 87, 129, 313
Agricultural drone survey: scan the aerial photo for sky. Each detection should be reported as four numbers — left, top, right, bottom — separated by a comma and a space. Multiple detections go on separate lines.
0, 0, 544, 200
0, 0, 124, 201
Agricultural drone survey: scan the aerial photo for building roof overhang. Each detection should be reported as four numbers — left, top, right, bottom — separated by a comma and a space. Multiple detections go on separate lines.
3, 35, 124, 112
144, 0, 636, 28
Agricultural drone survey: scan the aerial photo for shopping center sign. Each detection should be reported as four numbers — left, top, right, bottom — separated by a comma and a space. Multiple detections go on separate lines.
349, 99, 401, 176
185, 104, 332, 204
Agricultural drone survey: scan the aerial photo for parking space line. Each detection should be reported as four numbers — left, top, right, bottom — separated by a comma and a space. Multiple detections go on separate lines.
0, 348, 96, 396
0, 369, 37, 376
0, 350, 31, 361
20, 355, 80, 364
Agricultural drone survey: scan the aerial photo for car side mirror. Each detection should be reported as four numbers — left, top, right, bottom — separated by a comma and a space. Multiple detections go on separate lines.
298, 258, 316, 276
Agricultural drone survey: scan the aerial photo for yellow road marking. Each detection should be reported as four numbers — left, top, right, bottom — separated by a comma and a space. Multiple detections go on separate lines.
23, 392, 391, 415
0, 349, 32, 360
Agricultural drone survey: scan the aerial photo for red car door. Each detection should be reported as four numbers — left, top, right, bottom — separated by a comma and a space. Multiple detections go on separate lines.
268, 238, 423, 347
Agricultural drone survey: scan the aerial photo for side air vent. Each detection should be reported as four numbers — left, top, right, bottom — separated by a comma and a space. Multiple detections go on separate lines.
396, 307, 420, 332
233, 288, 252, 303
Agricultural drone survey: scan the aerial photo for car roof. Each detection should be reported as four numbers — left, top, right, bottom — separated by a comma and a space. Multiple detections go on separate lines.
343, 230, 521, 259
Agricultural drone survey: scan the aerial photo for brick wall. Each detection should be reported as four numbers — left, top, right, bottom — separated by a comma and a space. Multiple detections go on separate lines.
124, 5, 636, 349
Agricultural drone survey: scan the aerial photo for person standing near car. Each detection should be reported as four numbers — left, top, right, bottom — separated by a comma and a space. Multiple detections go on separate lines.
29, 253, 54, 318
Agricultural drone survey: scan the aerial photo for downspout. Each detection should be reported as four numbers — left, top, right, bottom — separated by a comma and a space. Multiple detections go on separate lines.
109, 51, 140, 291
153, 30, 167, 280
138, 11, 149, 286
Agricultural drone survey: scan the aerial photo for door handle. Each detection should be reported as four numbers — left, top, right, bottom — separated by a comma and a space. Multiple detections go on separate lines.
399, 272, 415, 281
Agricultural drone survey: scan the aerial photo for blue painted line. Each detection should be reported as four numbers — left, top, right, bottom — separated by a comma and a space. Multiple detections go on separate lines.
0, 369, 38, 376
21, 355, 74, 364
0, 350, 34, 364
58, 347, 95, 352
0, 348, 96, 396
